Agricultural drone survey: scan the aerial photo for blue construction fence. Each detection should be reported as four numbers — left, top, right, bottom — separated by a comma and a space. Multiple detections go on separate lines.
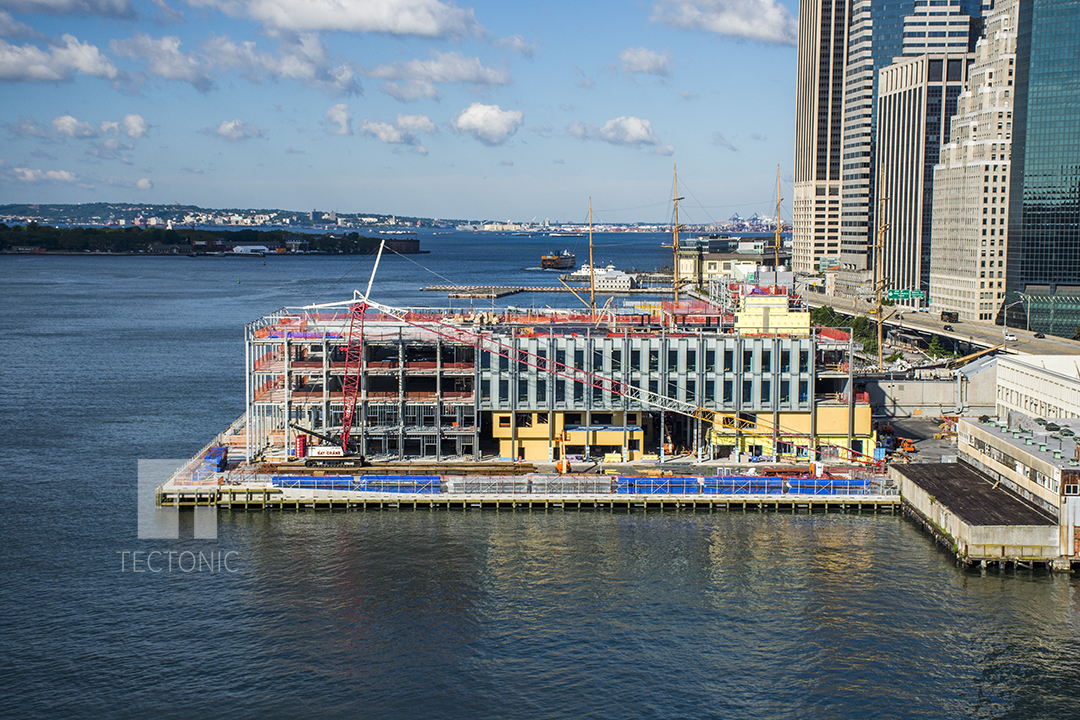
269, 474, 883, 496
192, 446, 229, 484
615, 476, 875, 495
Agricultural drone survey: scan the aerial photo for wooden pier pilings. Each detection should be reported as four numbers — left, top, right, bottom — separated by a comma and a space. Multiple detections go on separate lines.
160, 487, 900, 514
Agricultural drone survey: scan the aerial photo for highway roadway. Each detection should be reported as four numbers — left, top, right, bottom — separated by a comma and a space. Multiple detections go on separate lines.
803, 292, 1080, 356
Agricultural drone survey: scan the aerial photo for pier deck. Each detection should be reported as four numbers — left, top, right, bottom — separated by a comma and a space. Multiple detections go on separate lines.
891, 463, 1061, 567
160, 484, 900, 513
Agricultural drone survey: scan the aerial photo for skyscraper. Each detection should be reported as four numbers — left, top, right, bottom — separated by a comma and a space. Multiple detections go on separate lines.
1005, 0, 1080, 334
929, 0, 1017, 321
875, 1, 979, 307
795, 0, 984, 297
793, 0, 850, 274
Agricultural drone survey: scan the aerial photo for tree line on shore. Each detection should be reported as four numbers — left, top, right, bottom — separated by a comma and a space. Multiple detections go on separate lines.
0, 223, 386, 254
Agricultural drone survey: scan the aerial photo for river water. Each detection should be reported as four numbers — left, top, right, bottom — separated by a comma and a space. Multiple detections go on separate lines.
2, 234, 1079, 719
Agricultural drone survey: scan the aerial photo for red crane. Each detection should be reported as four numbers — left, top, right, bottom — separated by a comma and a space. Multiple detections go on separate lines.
339, 301, 367, 454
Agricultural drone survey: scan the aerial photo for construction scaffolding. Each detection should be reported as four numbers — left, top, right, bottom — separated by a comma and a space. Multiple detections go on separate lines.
244, 299, 877, 466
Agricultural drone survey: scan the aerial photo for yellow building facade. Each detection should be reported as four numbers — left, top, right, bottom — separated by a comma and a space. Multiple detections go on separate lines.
492, 410, 647, 462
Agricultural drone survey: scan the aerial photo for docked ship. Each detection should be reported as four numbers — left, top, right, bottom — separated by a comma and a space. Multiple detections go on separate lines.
541, 249, 576, 270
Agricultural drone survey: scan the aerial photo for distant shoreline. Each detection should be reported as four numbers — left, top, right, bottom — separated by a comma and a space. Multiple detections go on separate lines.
0, 250, 430, 257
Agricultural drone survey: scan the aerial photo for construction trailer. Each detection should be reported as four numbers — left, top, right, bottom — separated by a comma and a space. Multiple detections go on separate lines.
244, 300, 876, 464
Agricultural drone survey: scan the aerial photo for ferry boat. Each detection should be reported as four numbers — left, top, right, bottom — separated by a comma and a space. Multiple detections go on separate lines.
561, 263, 617, 281
541, 249, 576, 270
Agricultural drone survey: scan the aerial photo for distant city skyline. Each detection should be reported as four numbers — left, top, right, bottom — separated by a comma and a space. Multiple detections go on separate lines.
0, 0, 800, 225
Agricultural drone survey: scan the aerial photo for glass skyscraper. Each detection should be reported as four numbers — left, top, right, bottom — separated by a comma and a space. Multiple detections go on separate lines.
1006, 0, 1080, 334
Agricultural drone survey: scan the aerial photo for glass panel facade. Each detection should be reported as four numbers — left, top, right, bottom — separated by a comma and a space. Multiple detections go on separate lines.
1007, 0, 1080, 332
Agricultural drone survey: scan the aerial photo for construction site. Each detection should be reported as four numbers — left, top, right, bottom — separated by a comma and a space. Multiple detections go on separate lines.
153, 241, 1080, 569
155, 262, 904, 516
240, 295, 876, 467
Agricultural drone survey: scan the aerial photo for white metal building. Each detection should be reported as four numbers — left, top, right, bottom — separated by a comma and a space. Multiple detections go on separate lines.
996, 355, 1080, 420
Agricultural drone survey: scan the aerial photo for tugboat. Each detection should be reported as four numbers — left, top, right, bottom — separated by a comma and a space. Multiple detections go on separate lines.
541, 248, 576, 270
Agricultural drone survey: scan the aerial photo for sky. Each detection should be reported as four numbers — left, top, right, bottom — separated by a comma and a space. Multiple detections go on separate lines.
0, 0, 799, 224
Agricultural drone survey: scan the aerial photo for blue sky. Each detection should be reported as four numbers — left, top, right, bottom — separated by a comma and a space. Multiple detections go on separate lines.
0, 0, 798, 223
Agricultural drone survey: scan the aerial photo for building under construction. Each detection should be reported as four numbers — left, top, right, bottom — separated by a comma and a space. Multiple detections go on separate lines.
244, 292, 877, 467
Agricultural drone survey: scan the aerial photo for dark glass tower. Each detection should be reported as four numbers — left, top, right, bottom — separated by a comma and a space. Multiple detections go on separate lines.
1006, 0, 1080, 333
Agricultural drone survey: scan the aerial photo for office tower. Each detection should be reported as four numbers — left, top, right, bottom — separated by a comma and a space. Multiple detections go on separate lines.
795, 0, 987, 295
876, 2, 978, 307
793, 0, 850, 274
1005, 0, 1080, 334
929, 0, 1017, 321
832, 0, 916, 299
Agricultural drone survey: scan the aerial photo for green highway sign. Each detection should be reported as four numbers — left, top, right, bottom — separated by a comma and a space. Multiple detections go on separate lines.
886, 289, 926, 300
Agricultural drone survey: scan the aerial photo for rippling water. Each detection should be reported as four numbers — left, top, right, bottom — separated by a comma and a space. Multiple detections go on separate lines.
2, 240, 1079, 719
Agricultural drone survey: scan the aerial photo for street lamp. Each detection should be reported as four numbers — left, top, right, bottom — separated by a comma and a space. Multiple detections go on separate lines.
1003, 299, 1025, 342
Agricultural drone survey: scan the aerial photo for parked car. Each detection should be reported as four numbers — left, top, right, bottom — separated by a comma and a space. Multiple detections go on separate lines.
1004, 333, 1017, 341
1035, 332, 1046, 338
943, 324, 953, 331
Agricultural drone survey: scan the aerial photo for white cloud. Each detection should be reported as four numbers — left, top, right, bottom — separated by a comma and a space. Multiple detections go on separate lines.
202, 32, 360, 96
450, 102, 522, 146
367, 50, 509, 102
568, 116, 662, 147
650, 0, 797, 45
53, 33, 118, 78
6, 116, 51, 137
204, 118, 266, 141
111, 33, 213, 91
136, 177, 152, 189
654, 144, 675, 156
97, 114, 148, 142
120, 113, 149, 138
495, 34, 537, 58
87, 137, 132, 161
360, 113, 435, 154
712, 131, 737, 151
0, 34, 117, 82
148, 0, 184, 23
0, 11, 44, 39
619, 47, 672, 76
324, 103, 352, 135
52, 114, 97, 138
202, 0, 484, 39
9, 112, 147, 157
499, 159, 513, 166
10, 166, 77, 182
0, 0, 134, 17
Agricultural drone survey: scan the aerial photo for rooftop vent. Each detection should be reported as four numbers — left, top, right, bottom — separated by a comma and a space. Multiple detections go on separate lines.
1047, 423, 1061, 432
1062, 428, 1076, 438
1039, 443, 1048, 452
1054, 450, 1062, 459
1035, 418, 1048, 426
1025, 438, 1033, 445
